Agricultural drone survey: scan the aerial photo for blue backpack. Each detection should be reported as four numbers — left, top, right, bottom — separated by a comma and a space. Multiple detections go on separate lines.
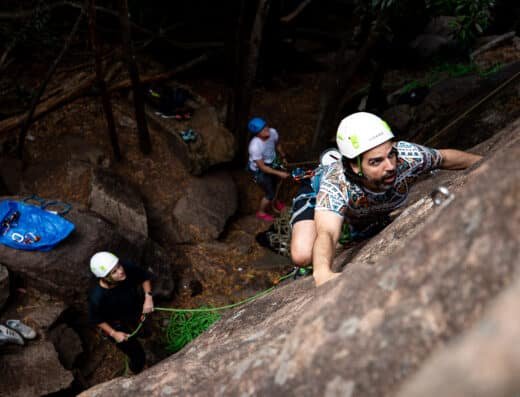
0, 199, 75, 251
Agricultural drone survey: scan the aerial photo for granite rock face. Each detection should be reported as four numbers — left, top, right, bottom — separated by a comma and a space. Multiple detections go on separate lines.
80, 121, 519, 397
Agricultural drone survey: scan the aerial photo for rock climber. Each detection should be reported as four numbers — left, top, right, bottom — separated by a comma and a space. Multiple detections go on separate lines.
289, 112, 482, 286
88, 251, 154, 374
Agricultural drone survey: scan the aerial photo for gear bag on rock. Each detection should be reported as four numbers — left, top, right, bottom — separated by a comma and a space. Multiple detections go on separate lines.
0, 199, 75, 251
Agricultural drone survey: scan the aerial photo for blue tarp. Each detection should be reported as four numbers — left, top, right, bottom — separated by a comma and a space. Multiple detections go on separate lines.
0, 200, 75, 251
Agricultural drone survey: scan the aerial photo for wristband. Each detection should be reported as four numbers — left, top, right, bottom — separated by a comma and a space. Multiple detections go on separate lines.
145, 291, 153, 297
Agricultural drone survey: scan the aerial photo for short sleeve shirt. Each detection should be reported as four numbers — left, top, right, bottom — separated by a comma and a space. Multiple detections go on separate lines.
88, 262, 152, 326
315, 141, 442, 226
248, 128, 279, 172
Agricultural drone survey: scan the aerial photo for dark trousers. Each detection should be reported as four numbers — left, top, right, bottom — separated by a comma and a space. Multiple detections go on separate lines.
111, 319, 148, 374
115, 336, 145, 374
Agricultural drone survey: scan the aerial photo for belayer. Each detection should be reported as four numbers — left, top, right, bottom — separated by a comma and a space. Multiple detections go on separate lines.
247, 117, 290, 222
88, 251, 154, 374
289, 112, 483, 286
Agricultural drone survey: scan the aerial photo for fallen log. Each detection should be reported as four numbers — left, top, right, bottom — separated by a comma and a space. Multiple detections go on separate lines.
0, 53, 214, 135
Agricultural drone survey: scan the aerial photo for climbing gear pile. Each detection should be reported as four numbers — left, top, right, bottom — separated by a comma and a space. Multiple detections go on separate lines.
179, 129, 197, 142
266, 209, 292, 257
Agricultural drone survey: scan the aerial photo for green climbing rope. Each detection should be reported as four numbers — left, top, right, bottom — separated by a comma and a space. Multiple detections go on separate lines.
125, 270, 299, 353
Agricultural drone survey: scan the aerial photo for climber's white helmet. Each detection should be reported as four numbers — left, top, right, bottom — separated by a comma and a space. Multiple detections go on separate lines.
90, 251, 119, 278
319, 148, 342, 166
336, 112, 394, 159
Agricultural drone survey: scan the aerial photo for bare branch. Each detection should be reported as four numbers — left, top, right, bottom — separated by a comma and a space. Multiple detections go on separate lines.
280, 0, 313, 23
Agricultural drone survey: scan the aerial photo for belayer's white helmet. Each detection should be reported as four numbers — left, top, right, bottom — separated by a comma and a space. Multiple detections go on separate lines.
90, 251, 119, 278
336, 112, 394, 159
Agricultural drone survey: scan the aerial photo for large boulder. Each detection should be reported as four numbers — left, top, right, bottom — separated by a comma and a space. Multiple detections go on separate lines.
89, 168, 148, 240
0, 341, 74, 397
147, 104, 236, 175
0, 263, 9, 310
79, 120, 519, 397
409, 16, 458, 58
172, 171, 238, 242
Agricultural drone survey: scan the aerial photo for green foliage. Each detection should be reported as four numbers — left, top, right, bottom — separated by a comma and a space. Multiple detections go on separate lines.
426, 0, 496, 45
165, 309, 221, 353
400, 61, 503, 93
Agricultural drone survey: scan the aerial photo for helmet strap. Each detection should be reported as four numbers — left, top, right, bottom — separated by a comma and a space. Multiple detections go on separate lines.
357, 156, 363, 176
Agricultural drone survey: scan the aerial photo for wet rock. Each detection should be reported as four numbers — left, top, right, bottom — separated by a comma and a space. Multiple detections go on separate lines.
48, 323, 83, 370
0, 263, 9, 310
0, 340, 74, 397
89, 169, 148, 240
172, 171, 237, 242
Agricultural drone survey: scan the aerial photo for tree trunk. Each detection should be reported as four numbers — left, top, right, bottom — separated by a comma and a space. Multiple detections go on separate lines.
233, 0, 272, 164
225, 0, 248, 136
311, 15, 383, 154
117, 0, 151, 155
88, 0, 121, 161
16, 0, 88, 160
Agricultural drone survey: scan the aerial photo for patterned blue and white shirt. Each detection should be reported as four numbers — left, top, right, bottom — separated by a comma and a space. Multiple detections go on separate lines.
315, 141, 443, 226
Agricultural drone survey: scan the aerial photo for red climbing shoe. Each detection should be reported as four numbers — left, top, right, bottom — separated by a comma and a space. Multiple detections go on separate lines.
256, 212, 274, 222
274, 201, 286, 211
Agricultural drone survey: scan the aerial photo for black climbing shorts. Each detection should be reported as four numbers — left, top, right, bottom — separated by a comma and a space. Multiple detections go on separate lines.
290, 182, 316, 226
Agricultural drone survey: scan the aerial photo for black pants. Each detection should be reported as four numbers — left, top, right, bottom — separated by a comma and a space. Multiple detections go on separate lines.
116, 337, 145, 374
111, 320, 148, 374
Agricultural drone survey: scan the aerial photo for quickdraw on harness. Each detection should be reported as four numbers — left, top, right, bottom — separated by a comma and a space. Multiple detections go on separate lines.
291, 167, 315, 182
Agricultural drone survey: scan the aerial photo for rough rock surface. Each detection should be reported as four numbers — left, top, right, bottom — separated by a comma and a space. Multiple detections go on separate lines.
172, 171, 238, 242
0, 341, 74, 396
0, 263, 8, 310
398, 273, 520, 397
49, 323, 84, 370
89, 168, 148, 239
78, 122, 519, 394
